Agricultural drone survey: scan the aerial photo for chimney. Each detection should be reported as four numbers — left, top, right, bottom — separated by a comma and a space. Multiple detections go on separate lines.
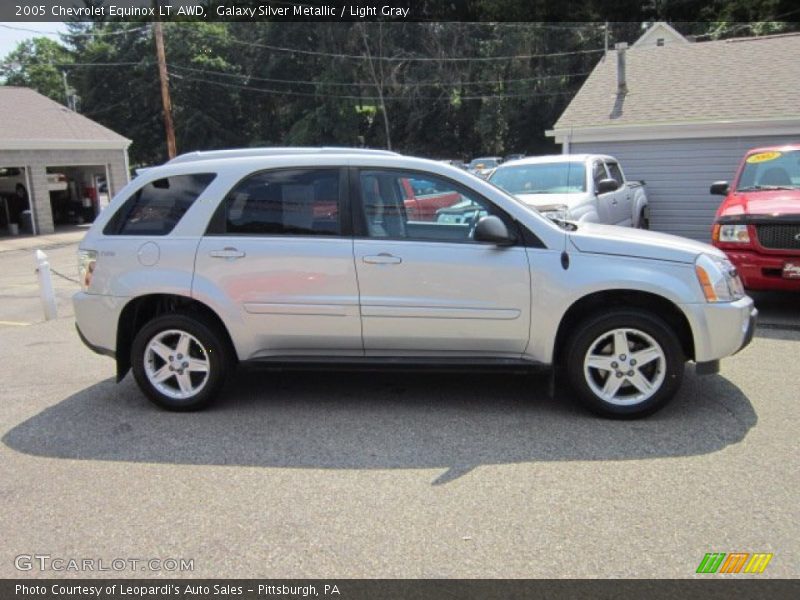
616, 42, 628, 94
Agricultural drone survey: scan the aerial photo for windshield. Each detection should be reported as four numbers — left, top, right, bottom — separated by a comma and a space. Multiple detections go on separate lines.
489, 162, 586, 194
737, 149, 800, 191
470, 158, 498, 169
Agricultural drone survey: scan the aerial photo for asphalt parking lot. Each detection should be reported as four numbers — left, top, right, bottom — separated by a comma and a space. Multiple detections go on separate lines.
0, 232, 798, 578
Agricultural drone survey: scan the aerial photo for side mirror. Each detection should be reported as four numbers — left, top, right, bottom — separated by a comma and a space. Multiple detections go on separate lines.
474, 215, 515, 246
710, 181, 729, 196
596, 178, 619, 194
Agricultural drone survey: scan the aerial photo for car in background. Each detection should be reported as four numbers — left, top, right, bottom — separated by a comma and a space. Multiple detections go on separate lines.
488, 154, 648, 228
468, 157, 502, 178
0, 167, 69, 199
0, 167, 28, 200
400, 175, 463, 221
47, 172, 68, 192
504, 153, 526, 163
710, 144, 800, 291
439, 159, 467, 170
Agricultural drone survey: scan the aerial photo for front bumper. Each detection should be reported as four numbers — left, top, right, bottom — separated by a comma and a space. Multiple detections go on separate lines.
681, 296, 758, 364
724, 249, 800, 292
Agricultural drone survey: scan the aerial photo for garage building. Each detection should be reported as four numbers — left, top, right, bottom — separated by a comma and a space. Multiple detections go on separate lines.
547, 27, 800, 241
0, 86, 131, 235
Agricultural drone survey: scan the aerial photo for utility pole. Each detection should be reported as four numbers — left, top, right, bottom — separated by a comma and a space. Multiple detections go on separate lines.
62, 71, 75, 111
152, 6, 176, 159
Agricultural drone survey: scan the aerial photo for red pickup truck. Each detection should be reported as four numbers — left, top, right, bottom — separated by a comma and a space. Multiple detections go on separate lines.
400, 177, 462, 221
710, 144, 800, 291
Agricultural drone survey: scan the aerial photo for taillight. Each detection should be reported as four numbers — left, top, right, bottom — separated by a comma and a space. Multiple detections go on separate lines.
78, 249, 97, 291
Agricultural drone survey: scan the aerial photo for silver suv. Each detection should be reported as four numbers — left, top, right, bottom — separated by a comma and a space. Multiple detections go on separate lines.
73, 148, 756, 418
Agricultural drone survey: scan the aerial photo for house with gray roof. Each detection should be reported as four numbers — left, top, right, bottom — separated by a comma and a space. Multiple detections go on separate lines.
0, 86, 131, 235
547, 26, 800, 240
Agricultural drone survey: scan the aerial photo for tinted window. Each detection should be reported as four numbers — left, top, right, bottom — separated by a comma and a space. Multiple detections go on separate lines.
490, 162, 586, 194
606, 162, 625, 186
214, 169, 341, 236
105, 173, 215, 236
359, 170, 510, 244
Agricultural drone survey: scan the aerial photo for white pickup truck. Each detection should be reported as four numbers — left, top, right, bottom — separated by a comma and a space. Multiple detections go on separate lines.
488, 154, 649, 228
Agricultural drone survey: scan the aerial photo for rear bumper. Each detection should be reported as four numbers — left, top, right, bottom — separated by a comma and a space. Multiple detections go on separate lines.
76, 323, 115, 359
72, 291, 124, 358
723, 249, 800, 291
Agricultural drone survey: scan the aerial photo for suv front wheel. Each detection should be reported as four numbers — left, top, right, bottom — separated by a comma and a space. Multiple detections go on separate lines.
564, 310, 684, 418
131, 313, 231, 411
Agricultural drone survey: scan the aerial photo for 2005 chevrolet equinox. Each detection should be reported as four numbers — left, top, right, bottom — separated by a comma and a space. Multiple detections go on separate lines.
73, 148, 757, 418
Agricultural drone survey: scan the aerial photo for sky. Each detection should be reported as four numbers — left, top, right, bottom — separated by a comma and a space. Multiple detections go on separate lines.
0, 22, 69, 59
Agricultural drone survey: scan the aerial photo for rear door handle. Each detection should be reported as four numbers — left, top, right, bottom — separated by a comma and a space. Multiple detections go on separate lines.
363, 253, 402, 265
210, 247, 246, 259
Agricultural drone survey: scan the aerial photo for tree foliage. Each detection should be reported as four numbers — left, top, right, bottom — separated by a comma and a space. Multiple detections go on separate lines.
0, 37, 73, 102
1, 10, 798, 165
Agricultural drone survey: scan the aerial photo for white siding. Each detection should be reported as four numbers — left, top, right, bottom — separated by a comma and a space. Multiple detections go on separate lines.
571, 135, 798, 241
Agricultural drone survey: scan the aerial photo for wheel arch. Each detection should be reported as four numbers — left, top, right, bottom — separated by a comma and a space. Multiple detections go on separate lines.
115, 293, 237, 382
553, 289, 695, 366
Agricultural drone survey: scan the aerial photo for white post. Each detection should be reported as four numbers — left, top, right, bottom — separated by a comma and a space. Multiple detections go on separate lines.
35, 249, 58, 320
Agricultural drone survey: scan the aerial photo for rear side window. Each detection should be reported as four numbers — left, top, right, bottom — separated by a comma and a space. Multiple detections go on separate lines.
208, 168, 341, 236
104, 173, 215, 236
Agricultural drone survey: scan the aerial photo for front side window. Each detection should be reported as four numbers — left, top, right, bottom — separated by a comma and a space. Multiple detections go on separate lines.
592, 161, 608, 188
358, 170, 509, 244
605, 162, 625, 186
105, 173, 215, 235
212, 169, 341, 236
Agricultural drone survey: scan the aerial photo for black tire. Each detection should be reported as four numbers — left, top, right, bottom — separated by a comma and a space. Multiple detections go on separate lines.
131, 312, 233, 411
563, 309, 684, 418
637, 208, 649, 229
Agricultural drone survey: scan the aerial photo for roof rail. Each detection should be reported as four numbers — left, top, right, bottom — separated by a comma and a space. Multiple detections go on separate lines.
166, 146, 399, 165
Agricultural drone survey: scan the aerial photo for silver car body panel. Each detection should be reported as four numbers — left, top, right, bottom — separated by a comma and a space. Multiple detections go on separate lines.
74, 151, 753, 368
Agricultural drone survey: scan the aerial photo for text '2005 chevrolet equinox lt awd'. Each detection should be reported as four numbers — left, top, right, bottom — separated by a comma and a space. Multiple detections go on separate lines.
73, 148, 757, 418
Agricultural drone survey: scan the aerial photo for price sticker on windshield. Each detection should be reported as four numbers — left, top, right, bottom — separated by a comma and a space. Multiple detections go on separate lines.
746, 151, 782, 163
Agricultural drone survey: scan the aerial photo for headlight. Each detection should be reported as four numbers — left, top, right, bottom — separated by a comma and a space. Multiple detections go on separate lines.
713, 223, 750, 243
77, 249, 97, 292
537, 204, 570, 221
695, 253, 745, 302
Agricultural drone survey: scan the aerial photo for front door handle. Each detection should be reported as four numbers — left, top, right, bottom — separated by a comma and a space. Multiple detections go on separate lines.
363, 253, 402, 265
210, 247, 246, 259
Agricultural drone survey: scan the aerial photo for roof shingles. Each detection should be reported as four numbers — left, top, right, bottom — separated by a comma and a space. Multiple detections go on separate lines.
553, 34, 800, 130
0, 86, 129, 145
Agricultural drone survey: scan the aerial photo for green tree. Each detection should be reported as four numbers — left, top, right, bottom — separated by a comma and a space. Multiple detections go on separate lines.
0, 37, 73, 103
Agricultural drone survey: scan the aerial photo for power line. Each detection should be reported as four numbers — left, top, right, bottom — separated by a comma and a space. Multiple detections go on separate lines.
0, 23, 149, 37
168, 70, 575, 100
168, 62, 591, 88
209, 29, 605, 62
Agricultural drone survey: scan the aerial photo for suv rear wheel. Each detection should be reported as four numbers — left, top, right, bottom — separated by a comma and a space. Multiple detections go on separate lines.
131, 313, 232, 411
564, 310, 684, 418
